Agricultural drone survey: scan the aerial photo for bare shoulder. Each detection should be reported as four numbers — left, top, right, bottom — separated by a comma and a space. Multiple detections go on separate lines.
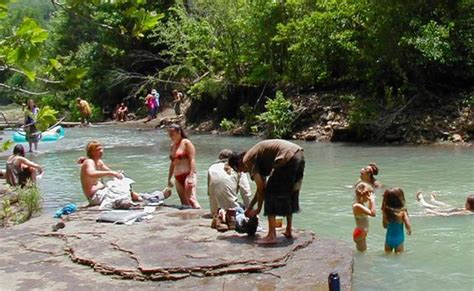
184, 138, 194, 148
82, 158, 96, 169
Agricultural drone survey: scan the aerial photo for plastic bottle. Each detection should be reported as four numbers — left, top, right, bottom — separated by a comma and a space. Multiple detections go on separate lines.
328, 271, 341, 291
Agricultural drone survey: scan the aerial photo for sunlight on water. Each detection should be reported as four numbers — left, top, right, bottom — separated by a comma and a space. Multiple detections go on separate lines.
1, 126, 473, 290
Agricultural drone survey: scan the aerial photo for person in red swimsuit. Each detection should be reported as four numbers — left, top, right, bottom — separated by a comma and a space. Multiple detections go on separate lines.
166, 124, 201, 208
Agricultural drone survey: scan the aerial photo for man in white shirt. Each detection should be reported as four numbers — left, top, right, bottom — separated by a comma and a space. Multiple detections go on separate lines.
207, 149, 252, 217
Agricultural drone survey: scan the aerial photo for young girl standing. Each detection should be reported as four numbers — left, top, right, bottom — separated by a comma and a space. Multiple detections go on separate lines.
382, 188, 412, 253
352, 182, 376, 252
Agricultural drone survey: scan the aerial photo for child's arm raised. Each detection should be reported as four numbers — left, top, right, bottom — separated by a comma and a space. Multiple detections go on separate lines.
353, 194, 376, 217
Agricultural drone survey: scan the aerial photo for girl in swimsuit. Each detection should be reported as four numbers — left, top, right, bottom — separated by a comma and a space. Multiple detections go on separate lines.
354, 163, 382, 189
166, 124, 201, 208
382, 188, 412, 253
352, 182, 376, 252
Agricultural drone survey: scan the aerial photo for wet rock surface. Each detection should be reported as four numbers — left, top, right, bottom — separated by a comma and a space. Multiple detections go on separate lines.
0, 206, 353, 290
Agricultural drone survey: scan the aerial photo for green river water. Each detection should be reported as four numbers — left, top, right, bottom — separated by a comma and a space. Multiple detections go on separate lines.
1, 126, 473, 290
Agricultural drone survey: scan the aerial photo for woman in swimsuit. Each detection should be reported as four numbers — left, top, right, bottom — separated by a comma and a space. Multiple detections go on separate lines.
166, 124, 201, 208
382, 188, 412, 253
5, 144, 43, 187
352, 182, 376, 252
354, 163, 382, 189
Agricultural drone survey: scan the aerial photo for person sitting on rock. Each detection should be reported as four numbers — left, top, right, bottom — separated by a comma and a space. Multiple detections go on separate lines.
79, 140, 142, 209
116, 102, 128, 122
5, 144, 43, 187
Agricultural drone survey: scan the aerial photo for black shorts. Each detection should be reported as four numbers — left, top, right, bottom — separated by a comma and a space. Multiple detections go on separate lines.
264, 150, 305, 216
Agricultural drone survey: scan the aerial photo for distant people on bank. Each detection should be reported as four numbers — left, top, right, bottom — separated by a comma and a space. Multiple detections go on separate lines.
5, 144, 43, 188
228, 139, 305, 244
382, 188, 412, 253
171, 89, 183, 116
166, 124, 201, 208
151, 89, 160, 115
416, 191, 474, 216
352, 182, 376, 252
208, 149, 252, 231
76, 97, 92, 125
116, 102, 129, 122
23, 98, 40, 153
79, 140, 142, 209
355, 163, 382, 189
144, 94, 156, 123
111, 104, 120, 121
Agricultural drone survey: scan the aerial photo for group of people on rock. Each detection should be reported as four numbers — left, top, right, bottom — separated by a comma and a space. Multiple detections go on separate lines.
352, 163, 473, 253
75, 124, 305, 244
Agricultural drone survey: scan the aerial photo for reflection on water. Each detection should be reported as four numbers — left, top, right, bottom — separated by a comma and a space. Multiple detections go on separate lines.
0, 126, 473, 290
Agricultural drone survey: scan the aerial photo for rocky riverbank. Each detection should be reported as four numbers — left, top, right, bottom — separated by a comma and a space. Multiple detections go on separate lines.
181, 90, 472, 145
2, 93, 472, 146
0, 205, 353, 289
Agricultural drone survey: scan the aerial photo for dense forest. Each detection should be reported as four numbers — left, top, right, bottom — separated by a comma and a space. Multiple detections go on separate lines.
0, 0, 472, 142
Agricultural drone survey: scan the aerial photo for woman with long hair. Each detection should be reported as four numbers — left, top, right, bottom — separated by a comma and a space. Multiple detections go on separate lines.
166, 124, 201, 208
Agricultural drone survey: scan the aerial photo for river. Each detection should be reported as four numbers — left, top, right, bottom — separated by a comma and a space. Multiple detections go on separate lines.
1, 125, 473, 290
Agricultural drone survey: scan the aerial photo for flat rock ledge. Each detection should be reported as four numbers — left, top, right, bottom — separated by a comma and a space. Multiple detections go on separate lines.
0, 206, 353, 290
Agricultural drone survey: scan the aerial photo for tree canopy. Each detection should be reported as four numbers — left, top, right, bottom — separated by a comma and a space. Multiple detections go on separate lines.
0, 0, 472, 134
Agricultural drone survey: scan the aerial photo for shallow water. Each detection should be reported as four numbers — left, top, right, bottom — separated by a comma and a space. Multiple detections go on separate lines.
1, 126, 473, 290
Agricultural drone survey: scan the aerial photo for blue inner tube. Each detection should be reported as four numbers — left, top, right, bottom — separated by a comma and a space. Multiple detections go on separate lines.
13, 125, 65, 143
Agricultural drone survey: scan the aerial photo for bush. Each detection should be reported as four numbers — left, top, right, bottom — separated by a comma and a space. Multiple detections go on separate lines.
16, 183, 42, 222
256, 91, 295, 138
219, 118, 236, 131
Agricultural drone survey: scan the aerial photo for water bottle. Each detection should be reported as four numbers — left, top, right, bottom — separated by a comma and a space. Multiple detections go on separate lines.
328, 271, 341, 291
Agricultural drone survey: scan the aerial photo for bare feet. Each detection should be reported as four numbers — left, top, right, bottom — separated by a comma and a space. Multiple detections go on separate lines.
430, 191, 437, 201
282, 230, 296, 239
256, 236, 278, 245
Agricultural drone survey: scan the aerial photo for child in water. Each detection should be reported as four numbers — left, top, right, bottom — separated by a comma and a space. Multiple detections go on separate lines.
381, 188, 412, 253
354, 162, 382, 189
416, 191, 474, 216
352, 182, 376, 252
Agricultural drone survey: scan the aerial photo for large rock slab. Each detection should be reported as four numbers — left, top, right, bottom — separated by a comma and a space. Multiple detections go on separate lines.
0, 206, 353, 290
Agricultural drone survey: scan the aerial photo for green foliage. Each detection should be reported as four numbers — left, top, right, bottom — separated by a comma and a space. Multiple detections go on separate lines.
1, 0, 472, 129
35, 105, 58, 131
16, 183, 42, 221
256, 91, 295, 138
1, 198, 13, 227
347, 95, 379, 137
1, 140, 13, 152
275, 0, 362, 84
189, 77, 226, 101
219, 118, 235, 131
38, 94, 69, 111
403, 20, 454, 64
1, 16, 49, 81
